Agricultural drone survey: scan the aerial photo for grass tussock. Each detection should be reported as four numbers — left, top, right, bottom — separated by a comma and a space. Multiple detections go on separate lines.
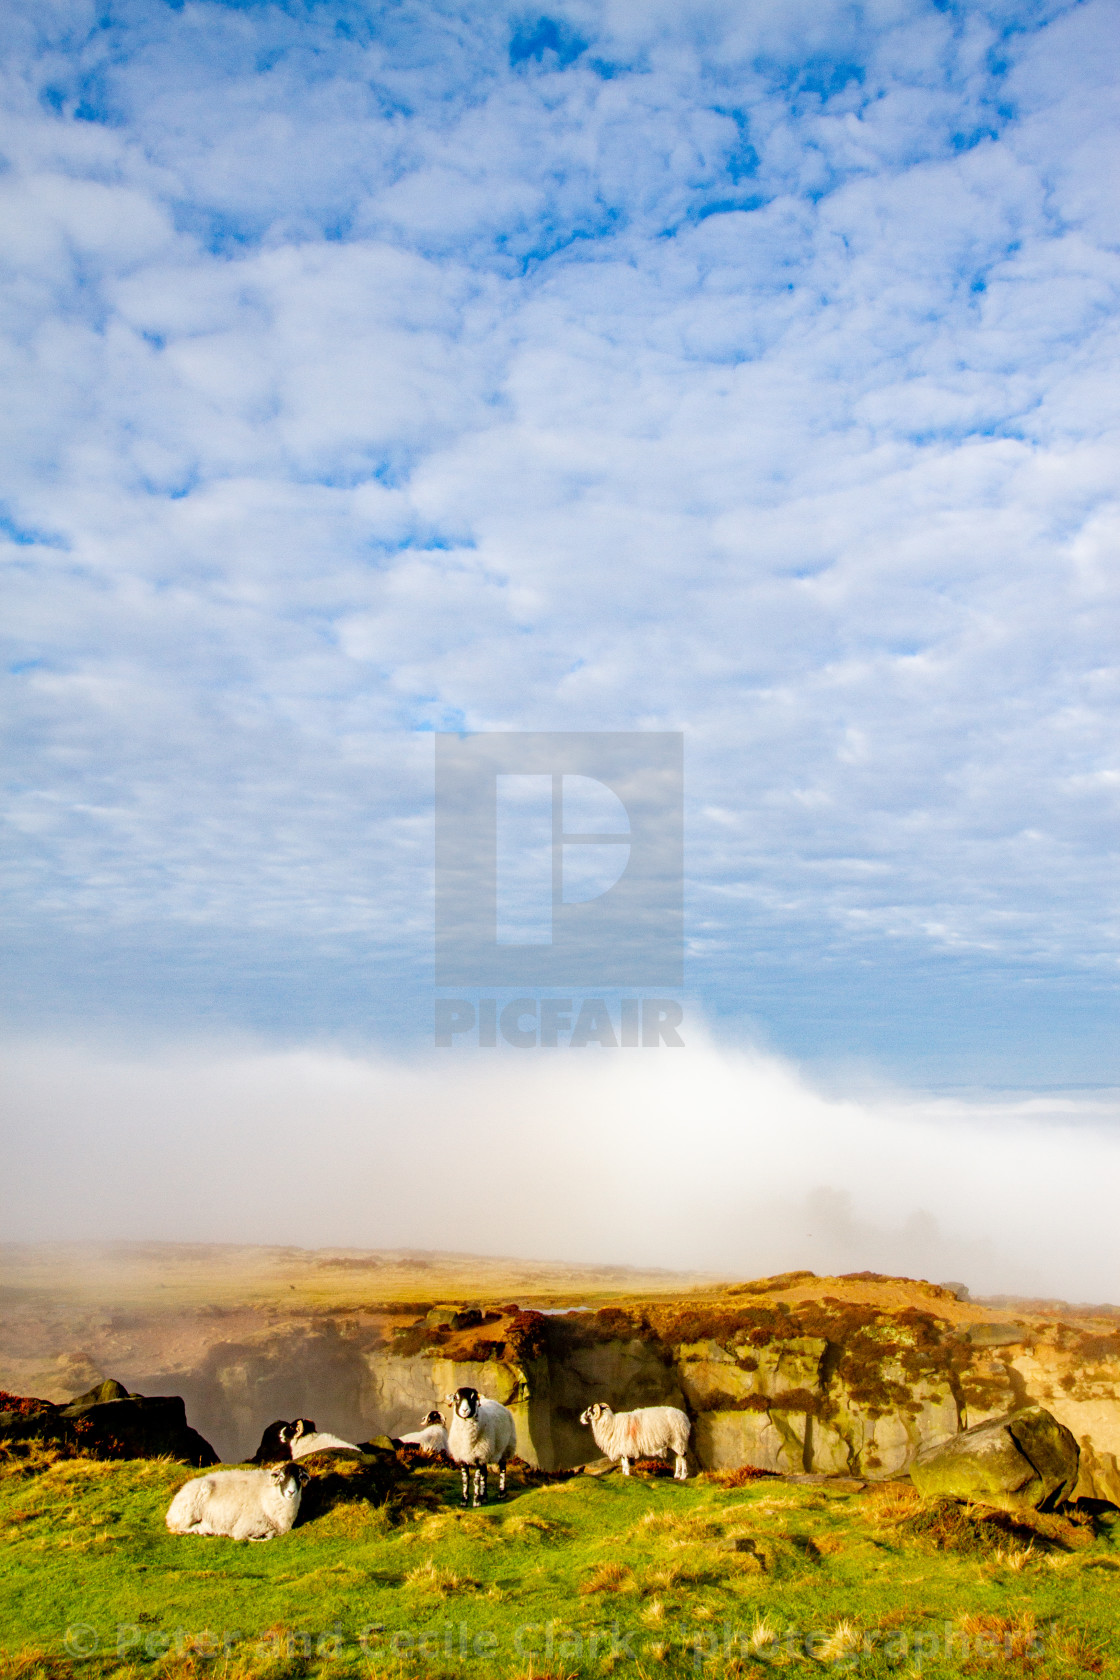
816, 1619, 864, 1662
707, 1465, 774, 1489
502, 1512, 567, 1543
303, 1499, 392, 1542
579, 1560, 636, 1595
632, 1507, 725, 1541
0, 1659, 317, 1680
957, 1611, 1042, 1668
882, 1496, 1095, 1557
414, 1507, 502, 1547
862, 1480, 922, 1520
403, 1557, 481, 1597
1043, 1625, 1108, 1674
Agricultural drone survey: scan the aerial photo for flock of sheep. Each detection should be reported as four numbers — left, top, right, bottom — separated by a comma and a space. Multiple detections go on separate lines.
164, 1391, 693, 1539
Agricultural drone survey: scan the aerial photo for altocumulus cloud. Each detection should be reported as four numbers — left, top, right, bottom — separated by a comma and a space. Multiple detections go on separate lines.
1, 0, 1118, 1107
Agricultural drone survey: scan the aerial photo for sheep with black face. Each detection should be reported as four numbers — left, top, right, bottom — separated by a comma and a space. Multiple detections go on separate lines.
398, 1409, 449, 1455
579, 1402, 691, 1479
250, 1420, 296, 1464
446, 1386, 516, 1507
289, 1417, 362, 1458
165, 1464, 309, 1540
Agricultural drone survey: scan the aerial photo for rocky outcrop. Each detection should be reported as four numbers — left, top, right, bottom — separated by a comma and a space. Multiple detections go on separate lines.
1073, 1440, 1120, 1507
3, 1272, 1117, 1498
0, 1378, 217, 1465
910, 1406, 1079, 1511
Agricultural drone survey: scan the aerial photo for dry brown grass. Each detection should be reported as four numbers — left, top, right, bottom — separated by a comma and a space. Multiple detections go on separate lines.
816, 1619, 864, 1662
0, 1656, 80, 1680
507, 1670, 580, 1680
0, 1241, 719, 1314
507, 1669, 579, 1680
1043, 1626, 1108, 1674
0, 1656, 316, 1680
862, 1481, 922, 1521
956, 1611, 1042, 1669
864, 1489, 1092, 1560
747, 1617, 780, 1654
502, 1512, 566, 1543
579, 1560, 636, 1595
304, 1499, 393, 1542
0, 1445, 66, 1481
630, 1507, 725, 1543
641, 1562, 684, 1593
414, 1508, 501, 1546
403, 1557, 481, 1597
708, 1466, 774, 1489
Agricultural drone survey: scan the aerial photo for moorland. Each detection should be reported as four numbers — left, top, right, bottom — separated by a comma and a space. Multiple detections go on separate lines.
1, 1244, 1118, 1678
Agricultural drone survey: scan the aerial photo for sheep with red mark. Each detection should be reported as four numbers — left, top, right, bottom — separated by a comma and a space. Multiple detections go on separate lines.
579, 1402, 691, 1479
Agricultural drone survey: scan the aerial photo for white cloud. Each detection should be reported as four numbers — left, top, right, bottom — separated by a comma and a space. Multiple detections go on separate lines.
0, 0, 1116, 1082
2, 1031, 1116, 1300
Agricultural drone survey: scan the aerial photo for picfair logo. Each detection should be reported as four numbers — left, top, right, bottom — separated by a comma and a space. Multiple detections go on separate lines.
435, 733, 683, 989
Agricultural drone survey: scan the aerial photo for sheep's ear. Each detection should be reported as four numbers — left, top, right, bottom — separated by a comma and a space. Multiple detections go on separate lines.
297, 1467, 310, 1485
270, 1467, 285, 1484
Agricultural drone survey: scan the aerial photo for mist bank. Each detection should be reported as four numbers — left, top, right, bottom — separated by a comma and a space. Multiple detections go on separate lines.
2, 1033, 1117, 1301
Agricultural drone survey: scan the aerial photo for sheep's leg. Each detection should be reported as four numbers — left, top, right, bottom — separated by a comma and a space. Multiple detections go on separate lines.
621, 1456, 630, 1476
473, 1466, 487, 1507
459, 1465, 470, 1507
675, 1453, 687, 1480
497, 1460, 507, 1500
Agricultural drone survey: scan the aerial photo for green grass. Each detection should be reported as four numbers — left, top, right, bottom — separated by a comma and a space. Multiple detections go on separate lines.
1, 1451, 1118, 1679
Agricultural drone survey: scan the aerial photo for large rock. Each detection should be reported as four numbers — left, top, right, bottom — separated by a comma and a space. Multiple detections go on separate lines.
0, 1378, 217, 1466
910, 1406, 1078, 1511
677, 1337, 827, 1413
1072, 1440, 1120, 1506
694, 1408, 806, 1474
820, 1368, 960, 1480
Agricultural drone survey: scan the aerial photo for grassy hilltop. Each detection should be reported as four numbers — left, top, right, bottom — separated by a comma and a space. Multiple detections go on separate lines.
1, 1448, 1118, 1680
0, 1243, 718, 1316
2, 1248, 1119, 1677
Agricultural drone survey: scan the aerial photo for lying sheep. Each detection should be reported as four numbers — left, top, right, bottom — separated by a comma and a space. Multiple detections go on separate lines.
446, 1386, 516, 1506
289, 1417, 362, 1458
165, 1464, 308, 1540
251, 1420, 296, 1464
579, 1402, 691, 1479
397, 1409, 449, 1455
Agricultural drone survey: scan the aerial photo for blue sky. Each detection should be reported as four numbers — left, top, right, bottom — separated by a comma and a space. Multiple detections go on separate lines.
2, 1, 1119, 1278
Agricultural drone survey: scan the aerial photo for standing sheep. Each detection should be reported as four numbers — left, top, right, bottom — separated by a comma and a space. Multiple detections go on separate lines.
446, 1386, 517, 1507
579, 1402, 691, 1479
165, 1464, 309, 1540
397, 1410, 449, 1455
